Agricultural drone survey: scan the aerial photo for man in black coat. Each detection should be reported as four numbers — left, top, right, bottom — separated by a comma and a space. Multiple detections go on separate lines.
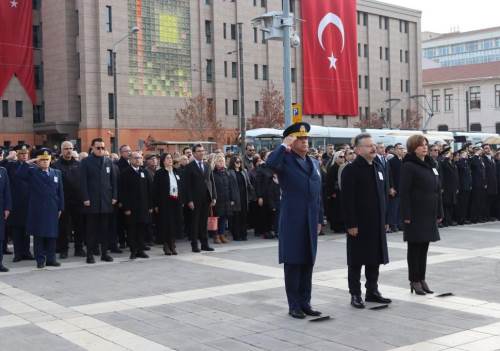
455, 150, 472, 225
482, 144, 498, 221
439, 148, 459, 226
255, 158, 275, 239
53, 141, 86, 259
115, 144, 132, 250
116, 145, 132, 172
387, 143, 404, 232
470, 146, 487, 223
120, 152, 152, 259
80, 138, 118, 264
183, 144, 216, 252
342, 134, 391, 309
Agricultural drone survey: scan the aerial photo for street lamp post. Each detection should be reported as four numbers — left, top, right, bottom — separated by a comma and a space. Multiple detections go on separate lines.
112, 26, 139, 152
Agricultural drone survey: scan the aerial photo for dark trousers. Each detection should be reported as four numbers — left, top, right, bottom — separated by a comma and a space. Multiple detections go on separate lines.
284, 263, 313, 311
0, 240, 3, 265
231, 209, 248, 240
407, 242, 429, 282
57, 205, 84, 253
348, 264, 379, 296
11, 226, 31, 259
116, 209, 127, 246
487, 194, 497, 219
388, 196, 401, 227
470, 187, 484, 222
182, 206, 192, 239
34, 236, 56, 264
126, 218, 145, 254
86, 214, 110, 256
443, 203, 455, 225
254, 204, 272, 235
190, 198, 209, 245
455, 191, 470, 223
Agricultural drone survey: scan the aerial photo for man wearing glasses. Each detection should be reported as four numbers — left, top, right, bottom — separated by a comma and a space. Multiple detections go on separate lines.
243, 144, 256, 171
80, 138, 118, 264
53, 141, 86, 259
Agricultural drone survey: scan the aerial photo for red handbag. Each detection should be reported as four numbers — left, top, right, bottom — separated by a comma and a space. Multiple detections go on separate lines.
207, 207, 218, 231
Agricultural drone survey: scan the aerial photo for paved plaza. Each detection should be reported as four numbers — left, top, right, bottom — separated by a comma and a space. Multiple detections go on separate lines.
1, 223, 500, 350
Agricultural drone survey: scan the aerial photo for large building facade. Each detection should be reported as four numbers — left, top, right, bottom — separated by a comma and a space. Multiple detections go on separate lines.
0, 0, 422, 151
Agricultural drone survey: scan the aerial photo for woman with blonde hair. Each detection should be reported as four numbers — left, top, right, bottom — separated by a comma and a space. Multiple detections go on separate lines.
212, 153, 234, 244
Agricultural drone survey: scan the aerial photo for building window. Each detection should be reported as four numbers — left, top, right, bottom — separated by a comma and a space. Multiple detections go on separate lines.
405, 21, 409, 33
385, 78, 390, 91
2, 100, 8, 118
253, 27, 257, 43
385, 47, 389, 60
365, 107, 369, 119
15, 101, 23, 118
223, 23, 227, 39
364, 44, 368, 58
205, 0, 211, 4
496, 123, 500, 134
384, 17, 389, 30
107, 49, 113, 76
437, 125, 449, 131
431, 89, 440, 112
444, 88, 453, 111
205, 21, 212, 44
225, 99, 229, 115
224, 61, 228, 77
33, 104, 44, 124
261, 0, 266, 7
358, 75, 362, 89
495, 85, 500, 108
230, 24, 236, 40
254, 101, 259, 115
105, 5, 112, 32
405, 50, 409, 63
379, 46, 383, 60
400, 50, 403, 62
77, 95, 82, 121
34, 65, 43, 89
232, 62, 237, 78
232, 100, 239, 115
380, 77, 383, 91
76, 52, 80, 79
400, 80, 404, 92
359, 107, 363, 118
262, 65, 268, 80
253, 0, 257, 6
379, 16, 383, 29
358, 43, 361, 57
469, 86, 481, 109
206, 59, 213, 83
262, 31, 266, 44
291, 68, 296, 83
75, 9, 79, 36
405, 80, 410, 93
108, 93, 114, 119
33, 25, 42, 48
254, 64, 258, 79
470, 123, 482, 132
32, 0, 41, 10
364, 76, 369, 89
363, 12, 368, 26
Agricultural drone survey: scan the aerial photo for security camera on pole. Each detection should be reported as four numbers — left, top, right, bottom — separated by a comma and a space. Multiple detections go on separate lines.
252, 3, 299, 128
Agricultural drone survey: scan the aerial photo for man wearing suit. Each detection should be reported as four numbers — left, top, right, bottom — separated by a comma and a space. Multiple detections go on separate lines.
342, 133, 391, 309
470, 146, 487, 223
266, 122, 323, 319
183, 144, 216, 252
0, 164, 12, 272
387, 143, 404, 232
120, 152, 153, 259
80, 138, 118, 264
5, 144, 34, 262
482, 144, 497, 221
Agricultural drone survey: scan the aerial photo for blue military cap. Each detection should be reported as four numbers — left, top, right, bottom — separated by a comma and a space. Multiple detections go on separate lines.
283, 122, 311, 138
37, 148, 52, 161
13, 144, 30, 153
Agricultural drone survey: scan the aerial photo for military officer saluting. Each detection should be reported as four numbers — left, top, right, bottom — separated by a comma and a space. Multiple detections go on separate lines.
21, 149, 64, 269
0, 163, 12, 272
266, 122, 323, 319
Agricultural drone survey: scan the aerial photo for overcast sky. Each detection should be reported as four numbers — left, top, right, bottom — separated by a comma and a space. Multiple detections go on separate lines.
380, 0, 500, 33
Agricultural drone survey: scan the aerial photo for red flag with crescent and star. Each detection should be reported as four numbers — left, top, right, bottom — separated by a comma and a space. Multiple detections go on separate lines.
0, 0, 36, 103
301, 0, 358, 116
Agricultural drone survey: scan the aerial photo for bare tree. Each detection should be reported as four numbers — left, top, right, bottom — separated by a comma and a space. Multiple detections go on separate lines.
175, 94, 223, 142
397, 110, 423, 130
354, 112, 385, 129
247, 83, 284, 129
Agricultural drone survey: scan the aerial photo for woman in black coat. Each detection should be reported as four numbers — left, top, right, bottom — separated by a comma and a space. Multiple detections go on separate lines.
212, 153, 234, 244
325, 150, 345, 233
153, 153, 183, 255
228, 155, 254, 241
439, 148, 459, 226
400, 135, 443, 295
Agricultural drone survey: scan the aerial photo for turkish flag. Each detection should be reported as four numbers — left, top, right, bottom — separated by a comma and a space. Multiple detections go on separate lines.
301, 0, 358, 116
0, 0, 36, 103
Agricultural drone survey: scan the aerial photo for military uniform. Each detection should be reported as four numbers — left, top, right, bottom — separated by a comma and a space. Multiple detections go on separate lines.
0, 166, 12, 271
266, 123, 323, 318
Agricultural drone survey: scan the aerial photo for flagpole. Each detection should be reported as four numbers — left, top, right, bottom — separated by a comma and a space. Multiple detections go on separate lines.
282, 0, 292, 127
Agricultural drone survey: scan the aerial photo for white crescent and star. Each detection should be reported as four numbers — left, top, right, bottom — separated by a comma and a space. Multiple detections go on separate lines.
317, 12, 346, 70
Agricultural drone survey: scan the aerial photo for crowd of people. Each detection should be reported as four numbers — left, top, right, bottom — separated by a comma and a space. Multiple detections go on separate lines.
0, 134, 498, 281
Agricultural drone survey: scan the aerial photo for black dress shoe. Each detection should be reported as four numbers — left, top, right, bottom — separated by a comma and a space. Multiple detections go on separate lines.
37, 262, 45, 269
74, 248, 87, 257
365, 291, 392, 304
163, 245, 172, 255
129, 253, 136, 260
201, 246, 214, 252
13, 256, 23, 263
46, 261, 61, 267
23, 253, 35, 260
192, 246, 201, 253
350, 295, 365, 309
93, 248, 101, 256
0, 265, 9, 272
119, 243, 127, 249
136, 251, 149, 259
101, 254, 114, 262
3, 249, 13, 255
59, 252, 68, 259
110, 247, 123, 254
288, 309, 306, 319
86, 255, 95, 264
302, 307, 322, 316
143, 246, 151, 251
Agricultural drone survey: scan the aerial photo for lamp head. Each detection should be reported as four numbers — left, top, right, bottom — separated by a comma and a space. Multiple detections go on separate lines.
131, 26, 140, 34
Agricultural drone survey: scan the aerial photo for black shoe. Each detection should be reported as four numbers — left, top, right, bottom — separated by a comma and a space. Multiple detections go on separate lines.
163, 245, 172, 255
191, 242, 201, 253
143, 246, 151, 251
13, 256, 23, 263
129, 253, 136, 260
302, 307, 322, 316
23, 253, 35, 260
110, 247, 123, 254
350, 295, 365, 309
288, 309, 306, 319
410, 282, 426, 295
464, 220, 471, 225
37, 262, 45, 269
390, 226, 399, 232
93, 248, 101, 256
119, 243, 127, 249
420, 280, 434, 294
59, 252, 68, 259
365, 291, 392, 304
46, 261, 61, 267
0, 265, 9, 272
101, 254, 113, 262
3, 249, 13, 255
74, 248, 87, 257
201, 245, 214, 251
86, 255, 95, 264
136, 251, 149, 259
